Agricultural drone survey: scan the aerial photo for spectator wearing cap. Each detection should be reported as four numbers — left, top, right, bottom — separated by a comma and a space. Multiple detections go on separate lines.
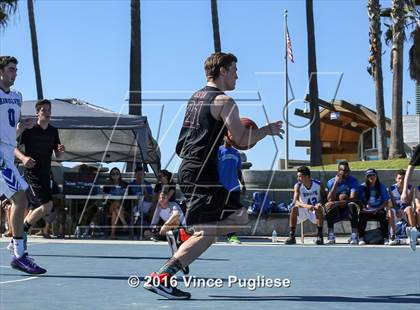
325, 161, 360, 244
358, 169, 391, 245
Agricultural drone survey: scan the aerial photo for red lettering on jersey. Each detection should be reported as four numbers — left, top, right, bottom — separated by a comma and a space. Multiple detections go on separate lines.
183, 99, 203, 129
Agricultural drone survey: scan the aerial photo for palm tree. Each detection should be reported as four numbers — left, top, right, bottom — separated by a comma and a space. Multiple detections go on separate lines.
388, 0, 406, 158
407, 2, 420, 114
306, 0, 322, 166
0, 0, 18, 29
129, 0, 141, 116
367, 0, 387, 159
211, 0, 221, 52
409, 26, 420, 113
28, 0, 43, 99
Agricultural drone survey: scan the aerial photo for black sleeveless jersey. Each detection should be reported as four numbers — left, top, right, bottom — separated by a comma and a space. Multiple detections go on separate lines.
176, 86, 226, 182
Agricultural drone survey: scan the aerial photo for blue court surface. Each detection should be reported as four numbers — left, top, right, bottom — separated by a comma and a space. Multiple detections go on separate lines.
0, 238, 419, 310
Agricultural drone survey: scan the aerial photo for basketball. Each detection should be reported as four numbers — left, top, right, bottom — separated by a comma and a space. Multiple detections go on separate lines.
226, 117, 258, 150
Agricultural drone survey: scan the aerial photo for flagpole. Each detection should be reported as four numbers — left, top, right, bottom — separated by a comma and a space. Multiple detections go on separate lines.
284, 9, 289, 170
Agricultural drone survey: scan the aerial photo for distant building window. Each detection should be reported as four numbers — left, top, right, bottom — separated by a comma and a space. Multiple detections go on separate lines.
372, 128, 377, 149
363, 129, 373, 150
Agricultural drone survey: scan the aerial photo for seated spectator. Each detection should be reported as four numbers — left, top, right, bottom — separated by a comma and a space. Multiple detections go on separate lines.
408, 187, 420, 250
358, 169, 390, 245
103, 167, 129, 239
285, 166, 326, 245
388, 169, 414, 245
150, 169, 177, 219
72, 164, 102, 238
1, 198, 12, 237
149, 192, 185, 239
149, 192, 191, 275
128, 166, 153, 219
218, 138, 246, 245
154, 170, 176, 201
325, 161, 360, 245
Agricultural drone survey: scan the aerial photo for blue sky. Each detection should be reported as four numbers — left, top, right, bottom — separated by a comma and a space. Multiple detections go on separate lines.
0, 0, 416, 171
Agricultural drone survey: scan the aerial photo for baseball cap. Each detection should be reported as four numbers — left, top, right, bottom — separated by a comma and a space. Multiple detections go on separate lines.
364, 168, 377, 177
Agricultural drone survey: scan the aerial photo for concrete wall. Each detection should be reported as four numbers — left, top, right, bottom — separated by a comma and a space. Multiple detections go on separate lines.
242, 169, 420, 204
235, 213, 381, 237
237, 169, 420, 236
141, 169, 418, 236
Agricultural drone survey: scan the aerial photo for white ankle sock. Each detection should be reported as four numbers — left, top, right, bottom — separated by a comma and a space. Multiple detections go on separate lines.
13, 238, 25, 258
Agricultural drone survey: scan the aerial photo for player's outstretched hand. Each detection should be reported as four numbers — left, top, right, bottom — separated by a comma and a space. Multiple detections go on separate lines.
265, 121, 284, 139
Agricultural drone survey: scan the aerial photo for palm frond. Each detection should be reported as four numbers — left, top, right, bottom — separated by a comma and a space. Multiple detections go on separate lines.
408, 26, 420, 81
0, 0, 18, 28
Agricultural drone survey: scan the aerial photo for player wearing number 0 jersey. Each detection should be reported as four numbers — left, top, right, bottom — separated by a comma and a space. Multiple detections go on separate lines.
0, 87, 29, 196
0, 56, 46, 274
285, 166, 326, 245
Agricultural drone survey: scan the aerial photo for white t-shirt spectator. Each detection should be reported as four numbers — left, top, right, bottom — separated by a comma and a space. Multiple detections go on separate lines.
151, 201, 186, 226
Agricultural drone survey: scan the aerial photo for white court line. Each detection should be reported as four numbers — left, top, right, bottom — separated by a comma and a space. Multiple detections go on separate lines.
0, 276, 39, 284
0, 242, 45, 251
0, 266, 40, 285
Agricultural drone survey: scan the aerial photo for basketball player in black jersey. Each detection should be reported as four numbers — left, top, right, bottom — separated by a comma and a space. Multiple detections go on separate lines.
143, 52, 283, 299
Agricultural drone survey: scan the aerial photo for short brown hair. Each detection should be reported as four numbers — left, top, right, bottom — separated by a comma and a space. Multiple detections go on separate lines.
0, 56, 18, 70
297, 166, 311, 176
395, 169, 406, 177
204, 52, 237, 80
35, 99, 51, 112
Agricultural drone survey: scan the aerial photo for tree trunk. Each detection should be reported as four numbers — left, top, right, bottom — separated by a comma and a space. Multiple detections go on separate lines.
389, 0, 406, 158
129, 0, 141, 116
306, 0, 322, 166
28, 0, 43, 100
368, 0, 387, 159
211, 0, 221, 52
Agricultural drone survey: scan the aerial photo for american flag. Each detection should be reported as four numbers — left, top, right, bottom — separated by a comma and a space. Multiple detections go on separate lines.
286, 27, 294, 63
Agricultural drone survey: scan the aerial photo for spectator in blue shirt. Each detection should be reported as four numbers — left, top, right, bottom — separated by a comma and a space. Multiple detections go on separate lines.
325, 161, 360, 244
388, 169, 414, 245
218, 139, 245, 244
358, 169, 390, 245
401, 144, 420, 251
129, 166, 153, 219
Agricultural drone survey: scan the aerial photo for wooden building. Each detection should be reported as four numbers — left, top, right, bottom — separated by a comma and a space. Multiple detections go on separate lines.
295, 97, 391, 165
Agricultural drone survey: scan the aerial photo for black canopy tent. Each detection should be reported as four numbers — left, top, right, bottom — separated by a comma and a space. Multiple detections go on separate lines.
21, 98, 161, 175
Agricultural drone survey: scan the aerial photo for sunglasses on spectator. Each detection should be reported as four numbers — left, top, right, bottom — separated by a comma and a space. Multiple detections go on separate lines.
111, 172, 120, 176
